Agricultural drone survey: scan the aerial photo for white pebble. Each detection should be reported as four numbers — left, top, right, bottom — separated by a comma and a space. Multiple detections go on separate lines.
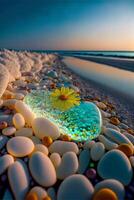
2, 127, 16, 136
7, 136, 34, 157
13, 113, 25, 129
32, 117, 60, 140
15, 101, 35, 127
29, 151, 56, 187
98, 135, 118, 150
49, 140, 79, 156
50, 153, 61, 168
15, 127, 33, 137
90, 142, 105, 161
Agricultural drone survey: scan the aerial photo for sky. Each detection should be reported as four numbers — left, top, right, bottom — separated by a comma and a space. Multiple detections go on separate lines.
0, 0, 134, 50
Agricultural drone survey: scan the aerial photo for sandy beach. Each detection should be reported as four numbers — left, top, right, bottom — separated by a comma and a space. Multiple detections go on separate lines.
0, 49, 134, 199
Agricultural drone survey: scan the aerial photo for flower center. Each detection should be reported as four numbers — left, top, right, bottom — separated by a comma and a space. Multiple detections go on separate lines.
59, 94, 68, 100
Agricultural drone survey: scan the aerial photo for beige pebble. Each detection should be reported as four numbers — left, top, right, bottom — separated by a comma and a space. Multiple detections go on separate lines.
32, 117, 60, 140
0, 154, 14, 175
8, 160, 30, 200
49, 141, 79, 156
7, 136, 34, 157
32, 144, 48, 156
50, 153, 61, 168
15, 101, 35, 127
29, 151, 56, 187
2, 127, 16, 136
15, 128, 33, 137
13, 113, 25, 129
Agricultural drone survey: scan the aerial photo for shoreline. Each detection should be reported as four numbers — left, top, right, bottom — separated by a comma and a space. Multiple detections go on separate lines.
69, 55, 134, 72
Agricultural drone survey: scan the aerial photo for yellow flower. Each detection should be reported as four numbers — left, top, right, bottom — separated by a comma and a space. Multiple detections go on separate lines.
50, 87, 80, 111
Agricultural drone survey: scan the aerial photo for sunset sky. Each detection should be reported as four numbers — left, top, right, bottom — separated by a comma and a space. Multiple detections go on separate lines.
0, 0, 134, 50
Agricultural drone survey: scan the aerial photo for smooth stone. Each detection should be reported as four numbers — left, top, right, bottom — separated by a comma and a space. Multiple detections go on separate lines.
49, 141, 79, 156
57, 174, 94, 200
119, 123, 129, 130
50, 153, 61, 168
100, 110, 111, 118
15, 127, 33, 137
13, 113, 25, 129
78, 149, 90, 174
25, 91, 102, 141
56, 152, 78, 179
105, 124, 120, 132
117, 144, 133, 157
29, 151, 56, 187
32, 117, 60, 140
0, 154, 14, 175
0, 135, 8, 150
2, 127, 16, 136
97, 149, 133, 185
98, 135, 118, 150
26, 186, 47, 200
94, 179, 125, 200
32, 144, 48, 156
12, 93, 24, 100
8, 161, 30, 200
7, 136, 34, 157
104, 128, 133, 146
90, 142, 105, 161
93, 188, 118, 200
15, 101, 35, 127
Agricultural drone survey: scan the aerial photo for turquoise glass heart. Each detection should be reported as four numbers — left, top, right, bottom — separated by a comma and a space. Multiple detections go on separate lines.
24, 90, 102, 141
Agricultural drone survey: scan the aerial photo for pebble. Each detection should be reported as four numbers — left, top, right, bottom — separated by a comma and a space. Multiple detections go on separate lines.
94, 179, 125, 200
105, 123, 120, 132
0, 154, 14, 175
7, 136, 34, 157
12, 113, 25, 129
117, 143, 133, 157
50, 153, 61, 168
86, 168, 96, 180
12, 93, 24, 100
56, 152, 78, 179
15, 127, 33, 137
78, 149, 90, 174
57, 174, 94, 200
90, 142, 105, 161
49, 140, 79, 156
98, 135, 118, 150
8, 160, 30, 200
29, 151, 56, 187
93, 188, 118, 200
97, 149, 133, 185
118, 123, 129, 130
26, 186, 47, 200
2, 127, 16, 136
32, 144, 48, 156
96, 102, 107, 110
104, 128, 133, 146
32, 117, 60, 140
110, 117, 120, 126
15, 101, 35, 127
0, 135, 8, 150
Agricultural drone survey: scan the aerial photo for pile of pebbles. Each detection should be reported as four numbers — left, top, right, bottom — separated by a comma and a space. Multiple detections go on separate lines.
0, 50, 134, 200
